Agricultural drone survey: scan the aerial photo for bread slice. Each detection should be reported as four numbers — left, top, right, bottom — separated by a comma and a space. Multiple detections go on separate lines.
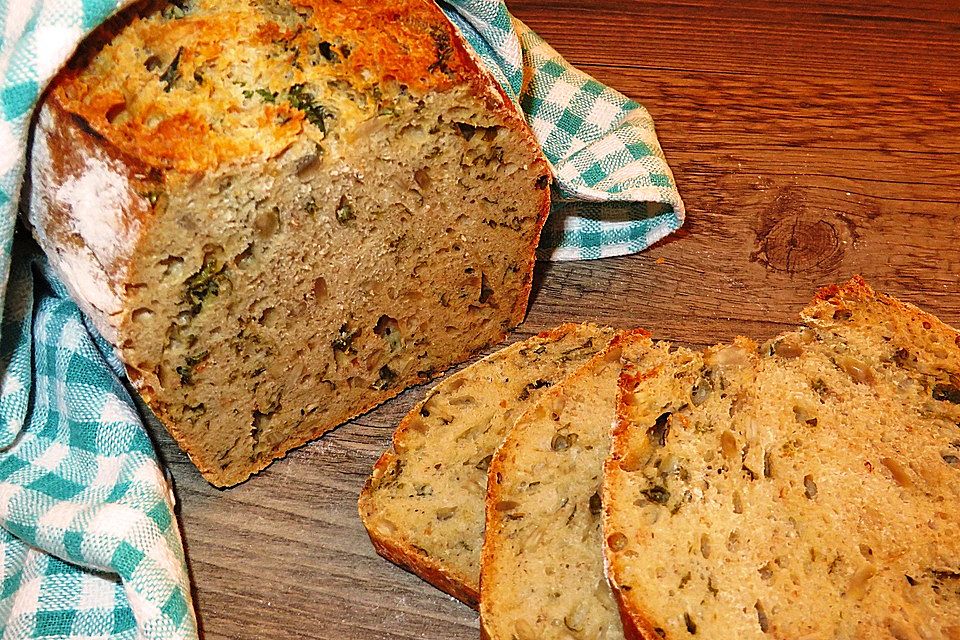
359, 324, 616, 607
27, 0, 551, 486
604, 277, 960, 640
480, 330, 655, 640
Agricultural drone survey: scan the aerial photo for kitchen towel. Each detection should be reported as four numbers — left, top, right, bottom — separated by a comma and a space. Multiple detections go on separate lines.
441, 1, 684, 259
0, 1, 684, 637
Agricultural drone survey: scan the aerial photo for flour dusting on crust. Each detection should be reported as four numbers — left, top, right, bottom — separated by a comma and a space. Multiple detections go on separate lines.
26, 104, 134, 343
55, 153, 138, 267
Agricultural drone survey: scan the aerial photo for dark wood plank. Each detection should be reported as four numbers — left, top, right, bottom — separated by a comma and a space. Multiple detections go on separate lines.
509, 0, 960, 81
156, 1, 960, 637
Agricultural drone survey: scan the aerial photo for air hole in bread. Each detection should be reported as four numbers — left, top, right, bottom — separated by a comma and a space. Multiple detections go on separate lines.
233, 243, 255, 268
131, 307, 154, 323
258, 306, 277, 327
158, 254, 185, 277
105, 102, 125, 124
479, 272, 493, 304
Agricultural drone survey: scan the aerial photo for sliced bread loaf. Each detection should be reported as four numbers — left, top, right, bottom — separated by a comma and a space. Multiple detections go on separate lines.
28, 0, 551, 486
359, 324, 616, 607
479, 330, 658, 640
604, 277, 960, 640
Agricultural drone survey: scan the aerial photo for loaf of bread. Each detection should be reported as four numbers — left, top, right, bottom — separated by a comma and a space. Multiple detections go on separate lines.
27, 0, 551, 485
480, 330, 651, 640
604, 277, 960, 639
359, 324, 615, 606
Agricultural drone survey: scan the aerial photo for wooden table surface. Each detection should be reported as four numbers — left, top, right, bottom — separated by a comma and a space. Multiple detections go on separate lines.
150, 1, 960, 638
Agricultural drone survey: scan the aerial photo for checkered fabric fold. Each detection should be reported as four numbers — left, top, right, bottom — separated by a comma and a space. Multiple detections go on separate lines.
0, 244, 197, 639
440, 1, 685, 259
0, 0, 684, 637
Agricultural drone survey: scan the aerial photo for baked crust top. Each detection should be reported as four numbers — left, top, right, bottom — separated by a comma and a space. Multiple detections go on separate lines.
51, 0, 488, 173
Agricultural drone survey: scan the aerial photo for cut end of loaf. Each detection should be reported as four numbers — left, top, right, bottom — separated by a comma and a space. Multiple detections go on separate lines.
38, 0, 551, 486
119, 92, 548, 486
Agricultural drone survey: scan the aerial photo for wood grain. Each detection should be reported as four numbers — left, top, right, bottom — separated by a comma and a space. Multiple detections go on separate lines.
151, 1, 960, 637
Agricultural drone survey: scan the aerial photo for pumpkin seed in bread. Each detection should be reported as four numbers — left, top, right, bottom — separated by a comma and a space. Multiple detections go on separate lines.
604, 277, 960, 640
359, 324, 615, 607
29, 0, 551, 486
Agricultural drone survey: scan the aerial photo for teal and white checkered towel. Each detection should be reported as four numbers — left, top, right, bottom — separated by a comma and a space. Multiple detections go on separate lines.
0, 0, 684, 637
442, 2, 685, 259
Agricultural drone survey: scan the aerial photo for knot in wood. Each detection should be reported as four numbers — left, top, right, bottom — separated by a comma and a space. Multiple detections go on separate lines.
757, 216, 844, 274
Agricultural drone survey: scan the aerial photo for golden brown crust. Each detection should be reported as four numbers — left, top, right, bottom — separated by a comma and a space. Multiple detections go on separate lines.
293, 0, 478, 94
51, 0, 545, 175
810, 274, 960, 345
608, 586, 660, 640
609, 364, 663, 439
609, 328, 653, 350
52, 5, 275, 173
359, 447, 480, 607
